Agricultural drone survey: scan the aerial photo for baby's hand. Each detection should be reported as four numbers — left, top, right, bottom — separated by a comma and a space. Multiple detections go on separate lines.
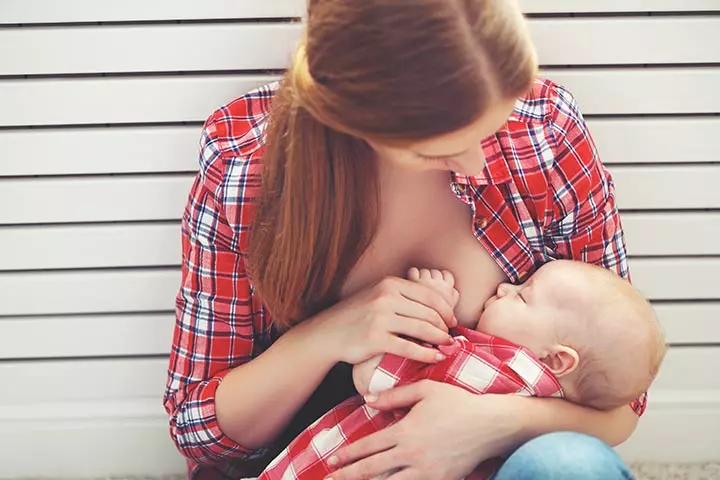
407, 268, 460, 309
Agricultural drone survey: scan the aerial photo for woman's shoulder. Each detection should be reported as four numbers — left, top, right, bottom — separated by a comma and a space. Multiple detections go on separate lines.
509, 77, 584, 135
202, 81, 279, 160
196, 81, 279, 229
484, 77, 604, 210
494, 77, 597, 178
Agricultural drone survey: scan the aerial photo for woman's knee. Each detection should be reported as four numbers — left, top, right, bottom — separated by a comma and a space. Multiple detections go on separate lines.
493, 432, 635, 480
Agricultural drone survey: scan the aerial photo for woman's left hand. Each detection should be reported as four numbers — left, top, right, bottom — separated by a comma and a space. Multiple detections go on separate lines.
326, 380, 525, 480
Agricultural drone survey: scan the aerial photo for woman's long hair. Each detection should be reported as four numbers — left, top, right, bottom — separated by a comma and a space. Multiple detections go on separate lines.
249, 0, 538, 328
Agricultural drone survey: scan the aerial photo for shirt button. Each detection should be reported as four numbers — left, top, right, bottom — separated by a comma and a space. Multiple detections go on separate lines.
518, 271, 528, 282
476, 216, 488, 229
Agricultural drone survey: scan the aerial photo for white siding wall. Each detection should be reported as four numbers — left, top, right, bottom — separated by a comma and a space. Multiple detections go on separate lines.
0, 1, 718, 476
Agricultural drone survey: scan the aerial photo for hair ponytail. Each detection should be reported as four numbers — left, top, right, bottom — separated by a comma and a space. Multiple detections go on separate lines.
248, 47, 378, 327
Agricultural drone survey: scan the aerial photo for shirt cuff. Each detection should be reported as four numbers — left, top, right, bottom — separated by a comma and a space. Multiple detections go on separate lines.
630, 392, 648, 416
171, 369, 269, 464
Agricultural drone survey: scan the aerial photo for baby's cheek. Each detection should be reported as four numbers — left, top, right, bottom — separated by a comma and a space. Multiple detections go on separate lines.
478, 311, 514, 338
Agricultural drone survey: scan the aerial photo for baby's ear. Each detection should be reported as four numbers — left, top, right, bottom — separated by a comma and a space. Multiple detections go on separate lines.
540, 345, 579, 377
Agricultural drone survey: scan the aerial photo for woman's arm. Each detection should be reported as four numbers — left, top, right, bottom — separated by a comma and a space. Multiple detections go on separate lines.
512, 396, 638, 447
165, 105, 347, 463
215, 316, 339, 448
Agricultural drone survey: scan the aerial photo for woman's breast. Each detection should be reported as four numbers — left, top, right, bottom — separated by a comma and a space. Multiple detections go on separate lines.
415, 221, 507, 327
343, 180, 507, 328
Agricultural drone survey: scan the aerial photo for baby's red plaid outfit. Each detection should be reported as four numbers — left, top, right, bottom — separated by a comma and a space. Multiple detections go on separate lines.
259, 327, 564, 480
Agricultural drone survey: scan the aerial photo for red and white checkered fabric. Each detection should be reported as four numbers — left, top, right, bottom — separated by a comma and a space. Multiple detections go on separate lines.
259, 327, 563, 480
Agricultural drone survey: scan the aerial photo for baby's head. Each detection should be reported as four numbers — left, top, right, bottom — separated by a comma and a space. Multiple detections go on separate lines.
478, 260, 666, 410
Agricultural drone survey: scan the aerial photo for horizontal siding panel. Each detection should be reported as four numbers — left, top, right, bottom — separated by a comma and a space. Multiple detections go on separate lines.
0, 126, 200, 176
1, 302, 715, 360
1, 166, 715, 225
1, 18, 717, 75
0, 313, 174, 359
0, 75, 279, 127
0, 418, 184, 477
654, 302, 720, 345
0, 269, 181, 316
0, 223, 181, 270
0, 0, 306, 23
623, 213, 720, 257
2, 213, 717, 271
630, 258, 720, 301
519, 0, 720, 12
3, 0, 716, 24
0, 23, 303, 75
611, 165, 720, 210
547, 68, 720, 115
589, 118, 720, 165
0, 358, 167, 404
0, 175, 194, 224
652, 347, 720, 392
0, 259, 715, 316
2, 118, 717, 177
531, 18, 720, 66
2, 69, 716, 127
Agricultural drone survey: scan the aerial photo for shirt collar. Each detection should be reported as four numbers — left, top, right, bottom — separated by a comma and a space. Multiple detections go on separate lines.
452, 133, 513, 188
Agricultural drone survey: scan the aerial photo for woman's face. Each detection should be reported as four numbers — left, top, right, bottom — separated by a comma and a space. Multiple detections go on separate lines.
367, 97, 516, 176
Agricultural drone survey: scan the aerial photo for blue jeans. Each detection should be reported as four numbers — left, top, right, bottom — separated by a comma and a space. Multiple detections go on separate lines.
492, 432, 635, 479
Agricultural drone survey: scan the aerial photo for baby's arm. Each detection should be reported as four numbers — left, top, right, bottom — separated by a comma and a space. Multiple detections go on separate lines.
351, 268, 459, 394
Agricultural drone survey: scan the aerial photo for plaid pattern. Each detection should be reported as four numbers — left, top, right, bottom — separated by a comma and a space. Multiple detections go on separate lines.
259, 328, 563, 480
164, 77, 641, 479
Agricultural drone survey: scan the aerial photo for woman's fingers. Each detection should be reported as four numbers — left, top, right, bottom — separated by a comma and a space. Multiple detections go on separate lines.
390, 314, 452, 346
385, 469, 418, 480
326, 449, 404, 480
392, 298, 449, 334
327, 427, 399, 475
386, 334, 446, 364
364, 380, 433, 411
394, 279, 457, 327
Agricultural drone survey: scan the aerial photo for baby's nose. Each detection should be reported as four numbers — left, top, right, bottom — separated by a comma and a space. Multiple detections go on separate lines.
496, 283, 515, 298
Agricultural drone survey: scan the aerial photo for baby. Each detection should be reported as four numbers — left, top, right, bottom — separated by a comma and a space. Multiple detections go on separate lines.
355, 260, 667, 411
259, 260, 666, 479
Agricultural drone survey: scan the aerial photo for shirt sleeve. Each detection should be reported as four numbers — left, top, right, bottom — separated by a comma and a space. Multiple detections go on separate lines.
545, 84, 629, 280
545, 84, 646, 416
163, 118, 270, 463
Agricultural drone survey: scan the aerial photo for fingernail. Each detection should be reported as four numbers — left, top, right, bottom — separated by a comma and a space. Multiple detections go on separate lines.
435, 352, 447, 361
364, 394, 378, 403
327, 456, 339, 466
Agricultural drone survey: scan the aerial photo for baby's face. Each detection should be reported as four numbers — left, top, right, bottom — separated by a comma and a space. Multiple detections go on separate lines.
477, 264, 582, 356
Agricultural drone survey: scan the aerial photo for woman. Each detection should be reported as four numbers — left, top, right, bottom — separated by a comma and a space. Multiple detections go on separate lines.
164, 0, 643, 479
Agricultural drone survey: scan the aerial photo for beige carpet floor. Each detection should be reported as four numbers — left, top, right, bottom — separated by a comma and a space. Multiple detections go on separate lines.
14, 464, 720, 480
630, 463, 720, 480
